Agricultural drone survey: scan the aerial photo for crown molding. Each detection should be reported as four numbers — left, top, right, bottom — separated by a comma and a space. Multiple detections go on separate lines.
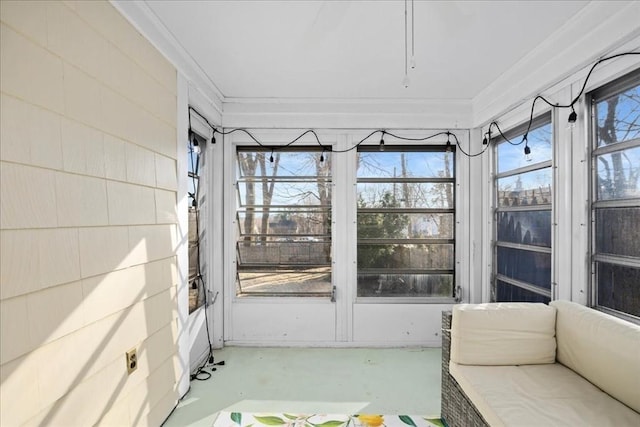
221, 97, 472, 129
110, 0, 224, 117
110, 1, 473, 129
111, 1, 640, 131
472, 0, 640, 127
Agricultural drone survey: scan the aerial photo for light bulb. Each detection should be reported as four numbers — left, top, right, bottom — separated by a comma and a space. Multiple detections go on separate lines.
410, 56, 416, 69
402, 74, 410, 88
524, 144, 532, 162
568, 108, 577, 129
193, 144, 201, 155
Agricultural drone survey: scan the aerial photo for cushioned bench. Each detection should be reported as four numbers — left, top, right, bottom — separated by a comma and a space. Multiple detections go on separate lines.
441, 301, 640, 427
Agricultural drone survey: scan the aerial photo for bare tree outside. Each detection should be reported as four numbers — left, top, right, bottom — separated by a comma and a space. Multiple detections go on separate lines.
356, 148, 455, 297
593, 82, 640, 317
596, 92, 640, 199
235, 148, 332, 296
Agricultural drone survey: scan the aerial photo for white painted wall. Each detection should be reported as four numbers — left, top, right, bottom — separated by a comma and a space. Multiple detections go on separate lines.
472, 1, 640, 127
1, 2, 636, 426
111, 0, 640, 352
222, 129, 469, 346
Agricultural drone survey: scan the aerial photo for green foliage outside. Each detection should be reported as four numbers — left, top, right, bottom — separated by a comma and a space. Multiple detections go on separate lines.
357, 191, 409, 269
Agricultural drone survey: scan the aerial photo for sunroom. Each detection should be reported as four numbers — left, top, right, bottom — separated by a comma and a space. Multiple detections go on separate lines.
0, 1, 638, 426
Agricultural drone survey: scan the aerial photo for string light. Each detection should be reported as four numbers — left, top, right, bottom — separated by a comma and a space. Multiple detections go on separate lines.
568, 105, 577, 125
213, 127, 456, 156
523, 135, 531, 161
320, 148, 325, 162
480, 51, 639, 157
269, 149, 274, 163
188, 130, 201, 154
189, 106, 217, 144
203, 52, 639, 160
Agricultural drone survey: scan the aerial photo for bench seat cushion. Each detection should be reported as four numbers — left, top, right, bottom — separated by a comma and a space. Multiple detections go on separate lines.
451, 303, 556, 365
550, 300, 640, 413
449, 362, 640, 427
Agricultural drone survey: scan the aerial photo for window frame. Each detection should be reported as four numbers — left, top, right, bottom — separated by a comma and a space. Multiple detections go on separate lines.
233, 145, 333, 298
355, 145, 457, 302
589, 68, 640, 322
492, 112, 554, 303
187, 131, 207, 313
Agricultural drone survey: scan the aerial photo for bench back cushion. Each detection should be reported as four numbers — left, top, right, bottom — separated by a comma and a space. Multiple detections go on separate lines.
550, 300, 640, 413
451, 302, 556, 365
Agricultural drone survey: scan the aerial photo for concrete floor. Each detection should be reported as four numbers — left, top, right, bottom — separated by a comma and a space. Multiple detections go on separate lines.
163, 347, 442, 427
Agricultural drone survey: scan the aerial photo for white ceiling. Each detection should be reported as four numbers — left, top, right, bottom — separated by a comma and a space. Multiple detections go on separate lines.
145, 0, 591, 102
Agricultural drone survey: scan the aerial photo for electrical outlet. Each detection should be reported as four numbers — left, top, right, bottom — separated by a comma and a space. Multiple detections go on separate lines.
125, 348, 137, 374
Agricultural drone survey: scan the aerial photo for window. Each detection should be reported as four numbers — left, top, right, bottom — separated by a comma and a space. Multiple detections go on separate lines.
493, 115, 553, 303
356, 147, 455, 298
590, 69, 640, 319
235, 147, 332, 296
188, 132, 206, 313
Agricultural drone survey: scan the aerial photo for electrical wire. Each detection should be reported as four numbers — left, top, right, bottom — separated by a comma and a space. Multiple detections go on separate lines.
214, 128, 454, 154
209, 51, 639, 159
189, 106, 216, 135
488, 51, 640, 147
489, 121, 522, 146
385, 130, 450, 141
187, 131, 221, 382
452, 132, 491, 158
174, 52, 639, 386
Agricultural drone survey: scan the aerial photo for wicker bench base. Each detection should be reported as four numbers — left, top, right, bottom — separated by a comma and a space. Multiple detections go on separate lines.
441, 311, 489, 427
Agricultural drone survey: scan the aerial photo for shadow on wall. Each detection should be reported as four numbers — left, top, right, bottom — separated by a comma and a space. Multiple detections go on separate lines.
1, 226, 186, 426
0, 0, 184, 425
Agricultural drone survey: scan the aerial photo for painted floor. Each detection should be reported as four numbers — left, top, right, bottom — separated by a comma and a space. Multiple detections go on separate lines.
162, 347, 442, 427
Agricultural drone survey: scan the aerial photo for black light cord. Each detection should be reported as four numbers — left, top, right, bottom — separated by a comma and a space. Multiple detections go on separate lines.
570, 52, 640, 107
214, 127, 455, 154
453, 132, 490, 158
187, 137, 222, 382
385, 129, 451, 141
207, 52, 639, 159
189, 106, 217, 142
489, 121, 522, 146
485, 51, 640, 149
